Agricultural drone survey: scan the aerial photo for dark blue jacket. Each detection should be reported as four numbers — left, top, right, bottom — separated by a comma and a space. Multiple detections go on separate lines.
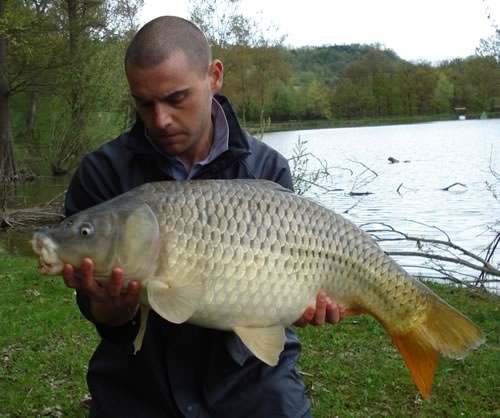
65, 95, 312, 418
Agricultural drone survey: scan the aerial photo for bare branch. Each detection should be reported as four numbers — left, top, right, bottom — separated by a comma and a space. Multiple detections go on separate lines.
347, 159, 378, 177
387, 251, 499, 277
441, 182, 467, 191
362, 222, 500, 289
347, 159, 378, 193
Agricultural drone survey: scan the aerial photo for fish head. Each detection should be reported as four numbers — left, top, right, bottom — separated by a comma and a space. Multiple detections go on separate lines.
32, 199, 160, 284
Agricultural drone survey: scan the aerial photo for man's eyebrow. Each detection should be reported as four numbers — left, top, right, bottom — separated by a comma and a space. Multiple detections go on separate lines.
132, 88, 190, 103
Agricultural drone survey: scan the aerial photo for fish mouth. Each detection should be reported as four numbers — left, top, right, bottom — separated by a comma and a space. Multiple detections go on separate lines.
31, 232, 64, 275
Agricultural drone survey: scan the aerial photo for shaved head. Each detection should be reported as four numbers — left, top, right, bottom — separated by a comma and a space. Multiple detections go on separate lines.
125, 16, 212, 76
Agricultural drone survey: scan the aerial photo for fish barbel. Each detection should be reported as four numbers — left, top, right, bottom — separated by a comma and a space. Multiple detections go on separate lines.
31, 180, 485, 399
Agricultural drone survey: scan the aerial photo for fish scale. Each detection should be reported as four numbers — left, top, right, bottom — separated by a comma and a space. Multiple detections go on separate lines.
32, 179, 485, 399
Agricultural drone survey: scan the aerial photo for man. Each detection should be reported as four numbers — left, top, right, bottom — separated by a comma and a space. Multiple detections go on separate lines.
63, 16, 343, 417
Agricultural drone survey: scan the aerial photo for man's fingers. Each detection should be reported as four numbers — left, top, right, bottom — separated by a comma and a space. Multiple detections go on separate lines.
123, 280, 141, 306
62, 259, 139, 318
294, 292, 346, 327
62, 264, 80, 289
325, 297, 341, 324
312, 293, 327, 325
79, 258, 108, 298
108, 267, 124, 297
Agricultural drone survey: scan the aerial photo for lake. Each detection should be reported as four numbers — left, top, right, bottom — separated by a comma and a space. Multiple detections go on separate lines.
262, 119, 500, 290
1, 119, 499, 290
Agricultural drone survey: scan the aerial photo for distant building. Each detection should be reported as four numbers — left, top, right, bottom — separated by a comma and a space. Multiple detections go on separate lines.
455, 107, 467, 120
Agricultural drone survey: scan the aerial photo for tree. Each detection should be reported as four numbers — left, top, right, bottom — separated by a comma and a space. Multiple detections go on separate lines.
247, 46, 290, 128
189, 0, 282, 49
305, 80, 331, 120
266, 79, 305, 121
189, 0, 289, 127
0, 0, 16, 180
443, 56, 500, 113
0, 0, 142, 179
432, 73, 454, 114
476, 29, 500, 61
49, 0, 142, 174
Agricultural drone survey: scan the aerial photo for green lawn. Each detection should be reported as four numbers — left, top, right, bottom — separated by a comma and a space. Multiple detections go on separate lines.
1, 254, 498, 417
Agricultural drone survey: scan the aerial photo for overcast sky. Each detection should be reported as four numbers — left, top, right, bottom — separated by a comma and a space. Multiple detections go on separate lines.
139, 0, 499, 63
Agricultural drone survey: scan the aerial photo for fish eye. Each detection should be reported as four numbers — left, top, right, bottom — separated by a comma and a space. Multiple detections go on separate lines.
79, 223, 94, 237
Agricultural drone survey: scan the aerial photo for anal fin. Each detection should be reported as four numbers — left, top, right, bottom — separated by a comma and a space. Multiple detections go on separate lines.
233, 325, 285, 366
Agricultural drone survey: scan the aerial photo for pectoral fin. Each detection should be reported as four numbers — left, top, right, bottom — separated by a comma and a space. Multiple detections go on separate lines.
233, 325, 286, 366
147, 280, 203, 324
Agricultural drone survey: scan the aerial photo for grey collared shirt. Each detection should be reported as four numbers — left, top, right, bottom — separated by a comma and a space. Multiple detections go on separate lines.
145, 98, 229, 180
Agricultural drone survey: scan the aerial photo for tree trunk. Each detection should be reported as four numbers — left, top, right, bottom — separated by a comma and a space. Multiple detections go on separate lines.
0, 0, 16, 181
27, 91, 37, 134
50, 0, 85, 175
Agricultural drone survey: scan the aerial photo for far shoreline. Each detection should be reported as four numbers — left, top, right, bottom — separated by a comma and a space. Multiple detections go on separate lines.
246, 113, 500, 135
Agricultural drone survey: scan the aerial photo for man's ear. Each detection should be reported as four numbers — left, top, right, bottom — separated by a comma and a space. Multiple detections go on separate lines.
209, 59, 224, 94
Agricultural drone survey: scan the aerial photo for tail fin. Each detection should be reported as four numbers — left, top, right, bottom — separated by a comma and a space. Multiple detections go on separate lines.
389, 295, 485, 399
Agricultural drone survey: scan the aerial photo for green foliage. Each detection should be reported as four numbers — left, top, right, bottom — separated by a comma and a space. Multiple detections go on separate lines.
476, 29, 500, 62
306, 80, 332, 120
221, 40, 500, 125
4, 0, 141, 174
287, 44, 398, 85
5, 1, 500, 177
432, 73, 455, 113
219, 45, 292, 125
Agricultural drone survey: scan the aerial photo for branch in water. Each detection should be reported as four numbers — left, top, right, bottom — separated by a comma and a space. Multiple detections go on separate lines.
441, 182, 467, 191
361, 222, 500, 288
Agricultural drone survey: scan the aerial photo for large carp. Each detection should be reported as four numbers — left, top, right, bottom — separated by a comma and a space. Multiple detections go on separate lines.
32, 180, 485, 399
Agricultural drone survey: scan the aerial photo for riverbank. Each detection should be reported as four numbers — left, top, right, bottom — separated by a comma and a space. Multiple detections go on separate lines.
245, 113, 500, 135
1, 254, 498, 417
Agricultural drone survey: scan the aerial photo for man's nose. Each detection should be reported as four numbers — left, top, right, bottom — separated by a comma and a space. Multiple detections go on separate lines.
154, 103, 173, 129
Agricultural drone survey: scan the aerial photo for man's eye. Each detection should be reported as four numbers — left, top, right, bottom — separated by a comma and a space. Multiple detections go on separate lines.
168, 92, 187, 105
137, 100, 153, 108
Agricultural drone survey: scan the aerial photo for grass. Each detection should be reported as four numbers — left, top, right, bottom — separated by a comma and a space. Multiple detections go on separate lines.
0, 255, 97, 417
1, 254, 499, 417
296, 285, 500, 417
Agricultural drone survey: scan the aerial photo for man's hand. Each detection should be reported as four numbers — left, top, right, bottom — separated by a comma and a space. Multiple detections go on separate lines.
63, 257, 141, 326
294, 291, 345, 327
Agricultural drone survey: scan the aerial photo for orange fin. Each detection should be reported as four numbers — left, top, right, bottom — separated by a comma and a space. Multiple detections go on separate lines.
391, 331, 438, 399
389, 294, 485, 399
419, 294, 486, 359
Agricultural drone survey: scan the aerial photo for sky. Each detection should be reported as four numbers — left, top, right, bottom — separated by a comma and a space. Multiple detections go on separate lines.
139, 0, 500, 63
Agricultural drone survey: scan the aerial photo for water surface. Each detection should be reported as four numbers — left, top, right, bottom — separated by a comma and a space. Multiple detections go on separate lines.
263, 119, 500, 288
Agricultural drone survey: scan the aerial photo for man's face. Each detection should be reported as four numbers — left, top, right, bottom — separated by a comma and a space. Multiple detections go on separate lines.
126, 51, 223, 167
